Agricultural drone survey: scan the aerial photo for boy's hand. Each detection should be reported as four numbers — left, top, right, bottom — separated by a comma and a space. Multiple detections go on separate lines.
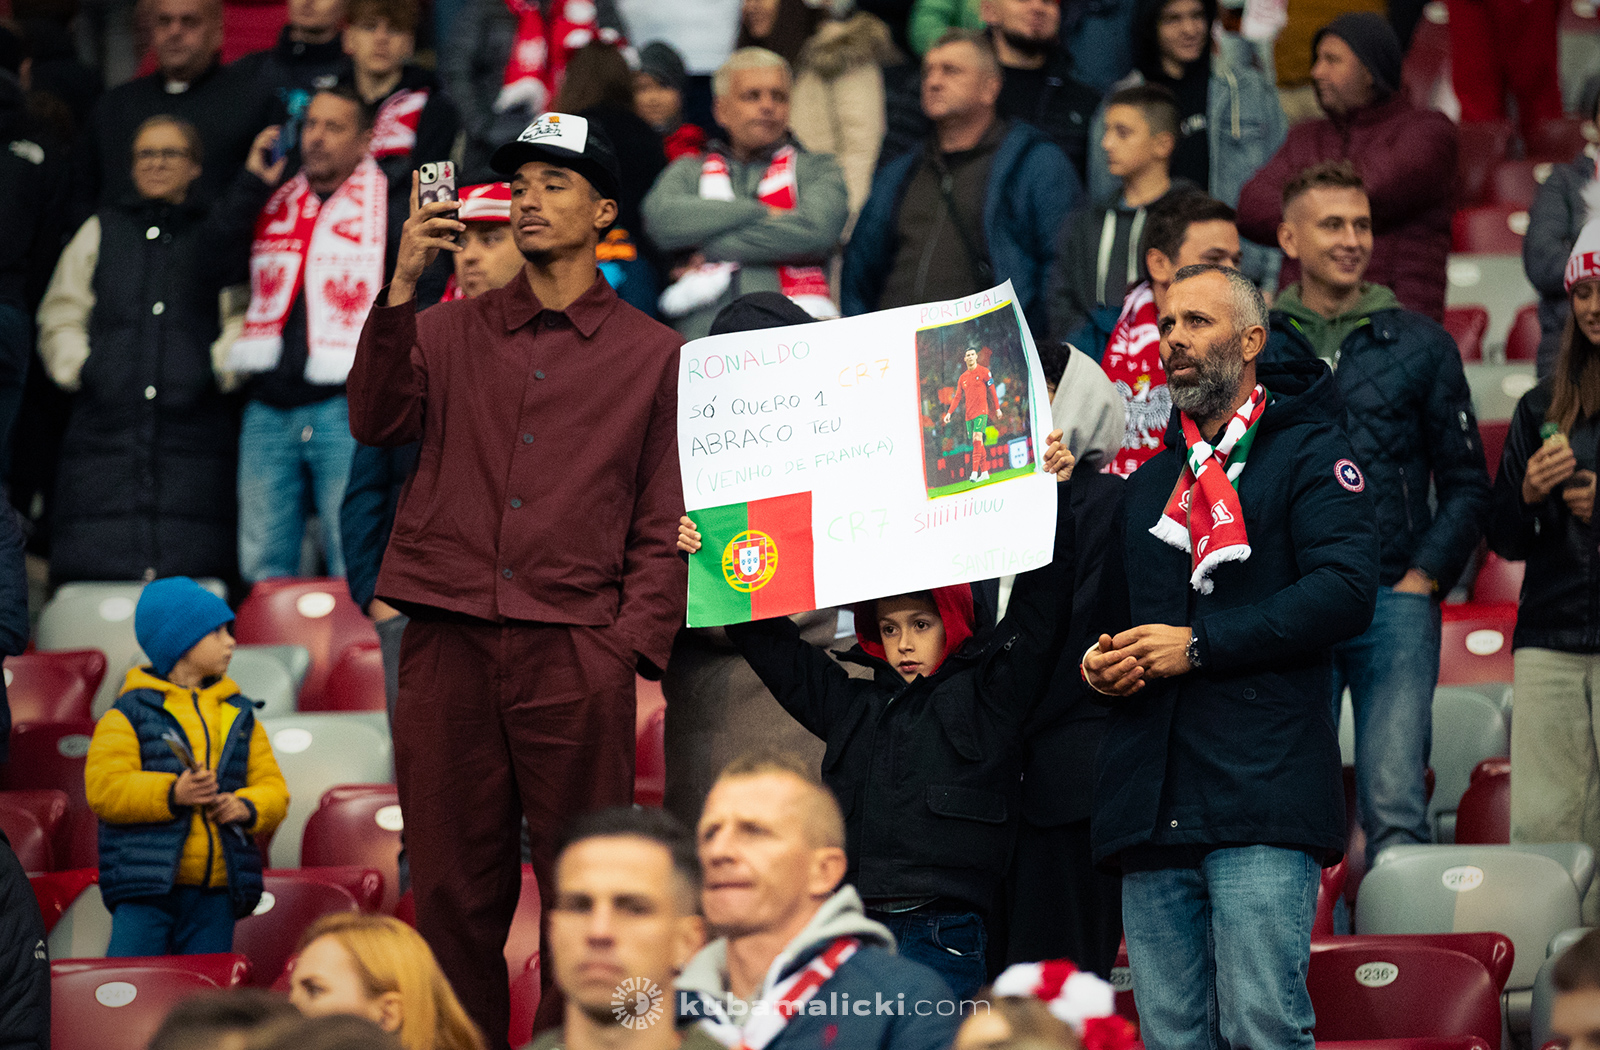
208, 793, 251, 825
173, 768, 218, 807
678, 516, 702, 554
1042, 429, 1074, 481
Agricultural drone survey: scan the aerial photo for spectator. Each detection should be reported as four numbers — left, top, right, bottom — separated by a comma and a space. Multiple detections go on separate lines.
85, 576, 291, 956
1236, 13, 1457, 321
553, 41, 667, 316
677, 753, 963, 1050
251, 1015, 401, 1050
1522, 95, 1599, 379
232, 0, 354, 133
439, 0, 626, 177
1447, 0, 1561, 145
288, 914, 485, 1050
343, 0, 461, 259
675, 439, 1074, 998
965, 962, 1138, 1050
985, 0, 1100, 182
1086, 0, 1284, 286
1551, 929, 1600, 1048
0, 23, 65, 479
38, 118, 269, 585
1488, 213, 1600, 923
844, 29, 1075, 339
643, 47, 848, 337
1082, 265, 1377, 1050
0, 827, 48, 1050
534, 808, 715, 1050
14, 0, 101, 137
225, 87, 384, 582
148, 990, 302, 1050
348, 112, 686, 1043
908, 0, 982, 54
953, 988, 1082, 1050
1096, 191, 1240, 480
1047, 84, 1184, 352
791, 12, 900, 229
635, 41, 708, 162
739, 0, 829, 65
340, 181, 522, 720
69, 0, 267, 231
1267, 161, 1489, 867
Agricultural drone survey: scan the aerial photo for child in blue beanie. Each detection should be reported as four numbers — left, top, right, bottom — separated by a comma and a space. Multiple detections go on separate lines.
85, 577, 290, 955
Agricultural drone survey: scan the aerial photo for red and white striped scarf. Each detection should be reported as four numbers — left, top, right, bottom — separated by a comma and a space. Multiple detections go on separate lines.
1149, 384, 1269, 593
694, 936, 860, 1050
495, 0, 622, 114
370, 88, 428, 160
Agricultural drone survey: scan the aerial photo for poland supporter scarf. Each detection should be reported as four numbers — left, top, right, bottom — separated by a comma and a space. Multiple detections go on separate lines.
370, 89, 428, 160
228, 157, 386, 385
991, 961, 1138, 1050
691, 936, 860, 1050
496, 0, 622, 114
1149, 384, 1269, 594
1101, 281, 1166, 478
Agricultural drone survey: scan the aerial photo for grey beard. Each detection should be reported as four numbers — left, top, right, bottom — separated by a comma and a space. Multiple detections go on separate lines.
1168, 335, 1245, 423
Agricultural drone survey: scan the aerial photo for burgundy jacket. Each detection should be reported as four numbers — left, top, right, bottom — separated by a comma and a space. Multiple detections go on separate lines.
1237, 93, 1458, 321
347, 272, 688, 676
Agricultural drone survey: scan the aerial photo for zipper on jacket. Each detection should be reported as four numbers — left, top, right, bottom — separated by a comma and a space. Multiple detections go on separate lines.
193, 691, 217, 890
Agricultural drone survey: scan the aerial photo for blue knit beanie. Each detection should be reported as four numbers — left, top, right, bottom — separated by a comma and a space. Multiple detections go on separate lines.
135, 577, 235, 677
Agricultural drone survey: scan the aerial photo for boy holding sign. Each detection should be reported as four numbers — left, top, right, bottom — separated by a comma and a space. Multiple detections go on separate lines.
676, 433, 1075, 1000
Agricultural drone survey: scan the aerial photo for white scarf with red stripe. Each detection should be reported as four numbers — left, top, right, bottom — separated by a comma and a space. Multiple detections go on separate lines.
1150, 384, 1269, 594
495, 0, 622, 114
692, 936, 859, 1050
370, 88, 428, 160
659, 145, 836, 320
227, 157, 386, 385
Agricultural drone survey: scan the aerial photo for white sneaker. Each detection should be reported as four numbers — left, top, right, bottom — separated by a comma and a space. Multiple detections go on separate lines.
969, 471, 979, 482
977, 471, 989, 481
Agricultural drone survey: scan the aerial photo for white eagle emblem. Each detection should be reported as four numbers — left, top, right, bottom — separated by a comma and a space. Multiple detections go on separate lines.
1116, 375, 1172, 451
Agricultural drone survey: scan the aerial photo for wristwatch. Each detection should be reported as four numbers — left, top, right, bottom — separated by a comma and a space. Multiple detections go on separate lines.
1184, 632, 1202, 671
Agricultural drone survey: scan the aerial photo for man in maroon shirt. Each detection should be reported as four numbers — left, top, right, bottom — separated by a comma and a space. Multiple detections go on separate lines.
346, 112, 686, 1048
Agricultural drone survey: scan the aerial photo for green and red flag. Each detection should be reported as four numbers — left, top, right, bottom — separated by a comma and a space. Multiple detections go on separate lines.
688, 491, 816, 627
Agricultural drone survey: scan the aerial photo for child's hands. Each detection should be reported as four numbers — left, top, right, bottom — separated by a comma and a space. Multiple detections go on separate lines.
1043, 429, 1075, 481
678, 516, 702, 554
173, 768, 218, 807
208, 793, 251, 825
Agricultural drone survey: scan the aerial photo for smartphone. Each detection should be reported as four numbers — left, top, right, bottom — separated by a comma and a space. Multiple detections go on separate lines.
417, 161, 458, 207
270, 91, 311, 165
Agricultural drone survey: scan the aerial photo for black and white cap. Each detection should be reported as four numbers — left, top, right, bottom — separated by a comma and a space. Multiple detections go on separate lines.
490, 113, 622, 201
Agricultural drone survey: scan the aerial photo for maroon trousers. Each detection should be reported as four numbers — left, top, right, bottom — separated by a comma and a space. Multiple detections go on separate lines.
394, 617, 637, 1050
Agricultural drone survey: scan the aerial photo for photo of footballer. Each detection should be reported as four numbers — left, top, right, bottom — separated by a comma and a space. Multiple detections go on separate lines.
916, 302, 1037, 497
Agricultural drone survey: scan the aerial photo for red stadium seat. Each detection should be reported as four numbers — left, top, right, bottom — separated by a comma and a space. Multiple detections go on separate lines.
29, 868, 98, 934
508, 954, 543, 1048
1456, 121, 1515, 207
1439, 604, 1519, 686
314, 641, 387, 712
0, 789, 70, 871
1453, 205, 1529, 254
1309, 936, 1504, 1045
2, 650, 106, 725
2, 719, 98, 868
1505, 304, 1543, 362
636, 677, 666, 808
1111, 938, 1136, 1023
1489, 160, 1555, 209
266, 866, 385, 913
220, 0, 288, 63
1315, 859, 1348, 936
1455, 759, 1512, 845
1473, 550, 1524, 604
1443, 307, 1489, 362
233, 579, 378, 711
52, 954, 251, 1050
1525, 117, 1591, 163
505, 864, 542, 984
299, 785, 403, 913
1478, 421, 1511, 483
234, 873, 361, 987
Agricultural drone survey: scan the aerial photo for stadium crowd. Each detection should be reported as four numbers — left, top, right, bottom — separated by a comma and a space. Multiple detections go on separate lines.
0, 0, 1595, 1048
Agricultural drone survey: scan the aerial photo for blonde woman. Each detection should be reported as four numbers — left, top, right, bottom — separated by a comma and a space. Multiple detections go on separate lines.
288, 914, 485, 1050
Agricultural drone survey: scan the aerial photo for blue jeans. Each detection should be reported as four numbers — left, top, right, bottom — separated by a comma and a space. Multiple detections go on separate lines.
107, 886, 234, 956
1122, 846, 1319, 1050
1333, 587, 1440, 863
238, 397, 356, 582
866, 905, 986, 1002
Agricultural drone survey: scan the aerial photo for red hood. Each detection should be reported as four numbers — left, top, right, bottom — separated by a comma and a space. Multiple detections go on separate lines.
852, 584, 975, 674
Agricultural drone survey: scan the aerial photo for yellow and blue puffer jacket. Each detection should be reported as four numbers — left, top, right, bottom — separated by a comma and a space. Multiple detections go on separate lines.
84, 668, 290, 917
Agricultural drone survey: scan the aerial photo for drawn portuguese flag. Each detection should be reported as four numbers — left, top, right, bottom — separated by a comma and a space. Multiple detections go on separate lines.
688, 491, 816, 627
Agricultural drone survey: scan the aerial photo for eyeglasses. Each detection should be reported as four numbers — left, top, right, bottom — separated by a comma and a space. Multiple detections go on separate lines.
134, 147, 191, 163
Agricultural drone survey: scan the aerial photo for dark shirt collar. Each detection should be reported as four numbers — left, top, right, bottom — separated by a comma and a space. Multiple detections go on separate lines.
499, 269, 618, 338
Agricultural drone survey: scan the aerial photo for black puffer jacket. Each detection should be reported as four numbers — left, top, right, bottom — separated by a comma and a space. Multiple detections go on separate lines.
0, 832, 48, 1050
725, 483, 1073, 913
1487, 379, 1600, 651
1266, 306, 1491, 592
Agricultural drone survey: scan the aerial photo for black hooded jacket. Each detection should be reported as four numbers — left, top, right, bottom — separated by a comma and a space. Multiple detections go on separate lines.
1130, 0, 1218, 190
